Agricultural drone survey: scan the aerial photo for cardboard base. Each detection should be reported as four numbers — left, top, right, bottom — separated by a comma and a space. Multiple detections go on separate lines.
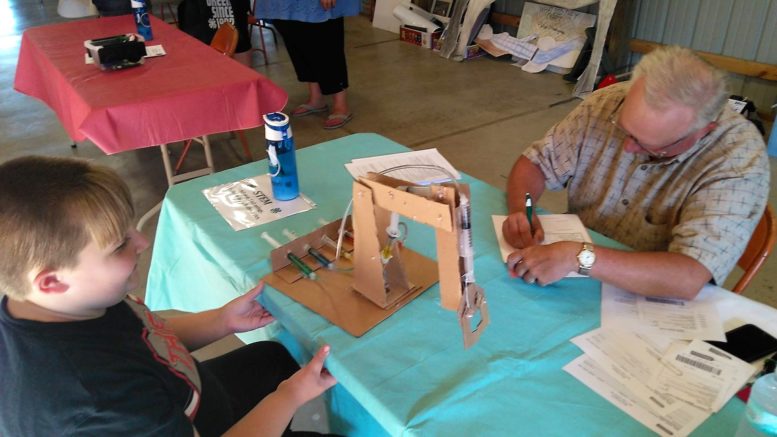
264, 244, 439, 337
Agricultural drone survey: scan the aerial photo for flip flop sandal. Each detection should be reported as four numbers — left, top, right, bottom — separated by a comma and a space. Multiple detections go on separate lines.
323, 113, 353, 129
291, 104, 328, 117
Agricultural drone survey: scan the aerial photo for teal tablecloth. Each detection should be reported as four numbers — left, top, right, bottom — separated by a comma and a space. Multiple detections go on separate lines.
146, 133, 745, 436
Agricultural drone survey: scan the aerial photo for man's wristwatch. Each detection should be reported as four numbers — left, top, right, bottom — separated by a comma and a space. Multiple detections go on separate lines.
577, 243, 596, 276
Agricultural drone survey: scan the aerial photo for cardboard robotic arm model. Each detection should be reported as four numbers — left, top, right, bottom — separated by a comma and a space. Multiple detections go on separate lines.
352, 173, 490, 348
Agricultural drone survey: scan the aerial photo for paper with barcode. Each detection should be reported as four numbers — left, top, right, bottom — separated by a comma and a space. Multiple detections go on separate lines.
564, 355, 708, 437
571, 328, 671, 404
601, 284, 726, 342
569, 328, 712, 435
344, 148, 460, 184
651, 339, 755, 412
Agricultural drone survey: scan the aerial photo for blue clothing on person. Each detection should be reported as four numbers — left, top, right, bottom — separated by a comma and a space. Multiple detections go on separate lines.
255, 0, 360, 23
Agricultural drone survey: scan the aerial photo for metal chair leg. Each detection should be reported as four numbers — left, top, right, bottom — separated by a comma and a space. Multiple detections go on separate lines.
237, 130, 252, 161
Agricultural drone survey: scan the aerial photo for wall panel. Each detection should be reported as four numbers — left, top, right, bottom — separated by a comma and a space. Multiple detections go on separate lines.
488, 0, 777, 111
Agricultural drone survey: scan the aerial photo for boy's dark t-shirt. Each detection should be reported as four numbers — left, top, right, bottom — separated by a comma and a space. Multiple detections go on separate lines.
0, 295, 226, 436
178, 0, 251, 53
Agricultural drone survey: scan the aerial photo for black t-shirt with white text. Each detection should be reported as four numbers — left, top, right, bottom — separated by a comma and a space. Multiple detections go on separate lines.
178, 0, 251, 53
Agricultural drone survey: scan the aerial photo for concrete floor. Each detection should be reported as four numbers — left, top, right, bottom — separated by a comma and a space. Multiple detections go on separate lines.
3, 0, 777, 433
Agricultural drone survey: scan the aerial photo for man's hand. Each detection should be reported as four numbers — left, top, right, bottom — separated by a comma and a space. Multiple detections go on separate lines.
320, 0, 336, 10
506, 241, 579, 286
220, 282, 275, 333
278, 345, 338, 408
502, 210, 545, 249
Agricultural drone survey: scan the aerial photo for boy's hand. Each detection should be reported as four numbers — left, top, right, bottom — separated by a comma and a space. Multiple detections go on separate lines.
221, 282, 275, 333
278, 345, 338, 407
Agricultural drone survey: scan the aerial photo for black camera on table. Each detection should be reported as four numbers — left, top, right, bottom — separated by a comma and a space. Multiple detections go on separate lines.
84, 33, 147, 71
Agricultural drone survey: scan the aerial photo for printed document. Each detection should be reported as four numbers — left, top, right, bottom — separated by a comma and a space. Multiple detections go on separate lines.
652, 339, 755, 412
564, 356, 709, 437
568, 328, 753, 435
344, 148, 460, 184
571, 327, 669, 403
202, 174, 316, 231
601, 283, 726, 342
491, 214, 591, 277
567, 287, 748, 434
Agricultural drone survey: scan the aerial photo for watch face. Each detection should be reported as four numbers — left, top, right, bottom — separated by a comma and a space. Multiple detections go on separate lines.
579, 251, 595, 266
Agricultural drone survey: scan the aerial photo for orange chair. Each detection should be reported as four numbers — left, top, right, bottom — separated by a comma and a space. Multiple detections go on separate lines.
210, 21, 239, 56
732, 204, 777, 294
174, 23, 253, 174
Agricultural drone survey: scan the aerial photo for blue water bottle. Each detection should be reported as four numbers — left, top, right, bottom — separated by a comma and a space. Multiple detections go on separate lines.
131, 0, 154, 41
263, 112, 299, 200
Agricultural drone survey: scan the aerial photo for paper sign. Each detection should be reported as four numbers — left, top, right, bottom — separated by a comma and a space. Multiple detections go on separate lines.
202, 174, 316, 231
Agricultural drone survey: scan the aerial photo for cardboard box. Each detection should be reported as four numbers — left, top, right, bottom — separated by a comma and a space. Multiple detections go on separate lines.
399, 25, 441, 49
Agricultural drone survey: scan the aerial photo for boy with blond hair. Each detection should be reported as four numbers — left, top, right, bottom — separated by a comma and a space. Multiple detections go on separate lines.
0, 156, 336, 436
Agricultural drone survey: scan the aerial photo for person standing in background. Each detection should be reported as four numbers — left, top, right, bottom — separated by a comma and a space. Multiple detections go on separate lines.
178, 0, 253, 66
92, 0, 133, 16
256, 0, 360, 129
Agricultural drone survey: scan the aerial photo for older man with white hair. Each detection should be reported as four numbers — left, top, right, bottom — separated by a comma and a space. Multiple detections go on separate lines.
502, 45, 770, 300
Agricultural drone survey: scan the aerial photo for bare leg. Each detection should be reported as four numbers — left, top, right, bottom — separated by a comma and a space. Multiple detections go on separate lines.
330, 89, 349, 116
305, 82, 325, 108
322, 89, 352, 129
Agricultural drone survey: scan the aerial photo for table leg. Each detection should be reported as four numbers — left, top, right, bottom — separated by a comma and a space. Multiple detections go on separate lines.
136, 140, 216, 230
137, 201, 162, 231
160, 143, 176, 186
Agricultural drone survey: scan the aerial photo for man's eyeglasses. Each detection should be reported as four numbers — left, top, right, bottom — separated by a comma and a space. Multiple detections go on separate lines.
608, 98, 695, 159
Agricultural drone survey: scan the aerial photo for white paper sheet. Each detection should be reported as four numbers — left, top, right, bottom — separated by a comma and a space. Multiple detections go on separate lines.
202, 174, 316, 231
601, 283, 726, 342
491, 214, 591, 277
571, 329, 751, 418
571, 327, 670, 404
344, 148, 460, 184
652, 339, 755, 412
564, 356, 709, 437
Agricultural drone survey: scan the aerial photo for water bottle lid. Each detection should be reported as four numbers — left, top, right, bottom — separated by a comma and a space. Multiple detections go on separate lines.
263, 112, 292, 141
263, 112, 289, 129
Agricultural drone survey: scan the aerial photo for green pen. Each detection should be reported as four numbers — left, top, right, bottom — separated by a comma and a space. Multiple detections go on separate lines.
287, 252, 317, 280
525, 192, 534, 234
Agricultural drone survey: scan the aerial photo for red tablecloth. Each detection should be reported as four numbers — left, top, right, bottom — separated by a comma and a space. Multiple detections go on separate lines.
14, 16, 287, 154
